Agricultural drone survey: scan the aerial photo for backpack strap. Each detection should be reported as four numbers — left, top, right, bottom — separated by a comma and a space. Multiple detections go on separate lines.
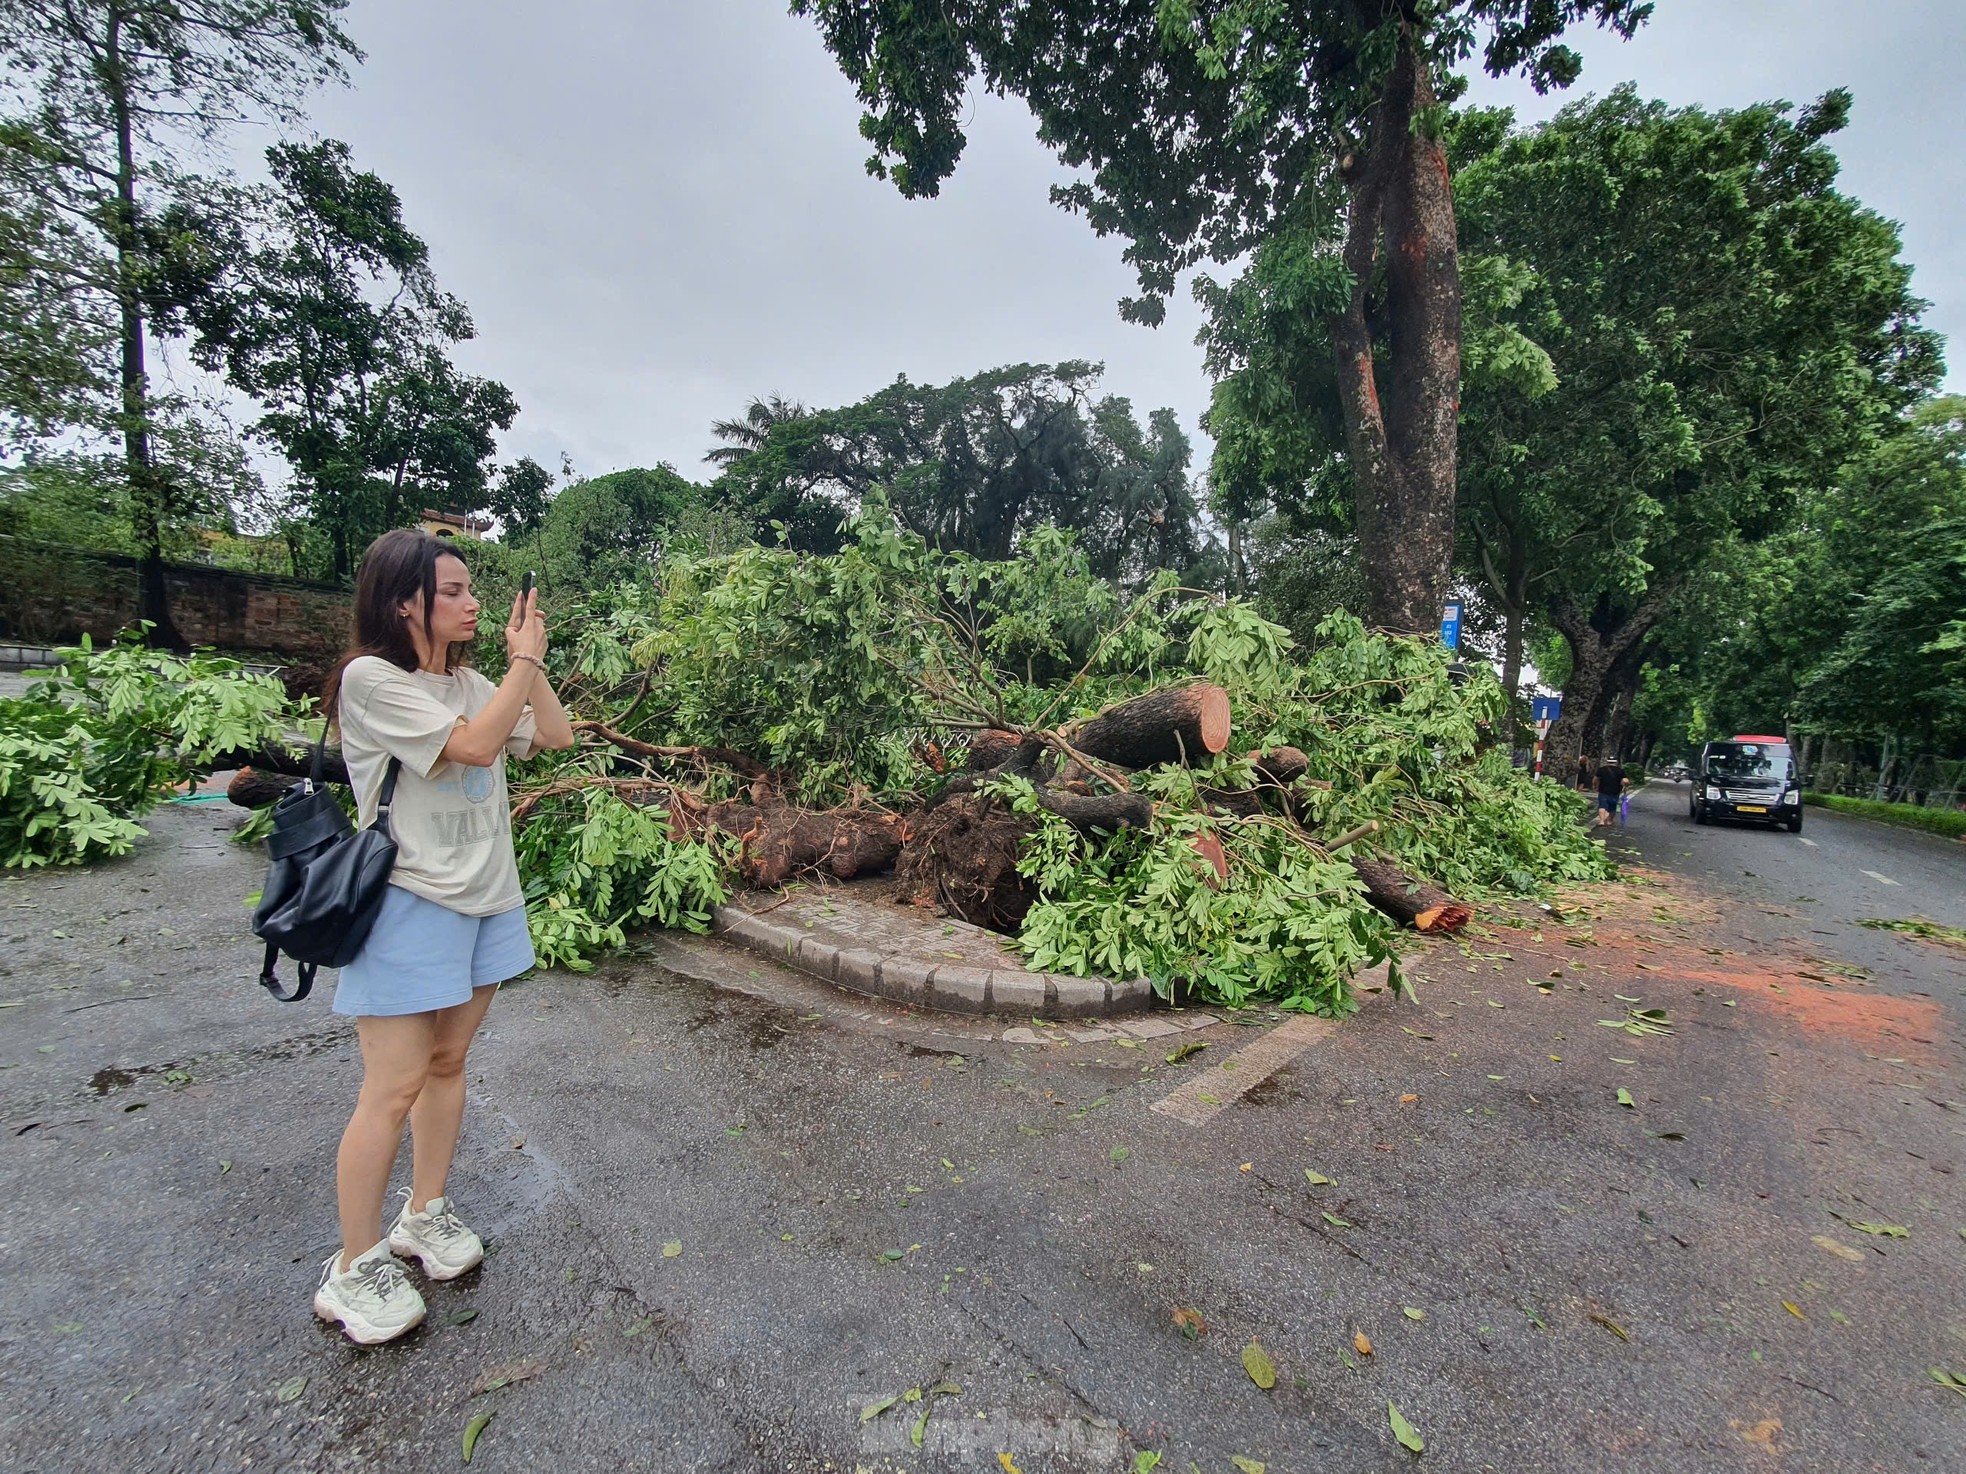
371, 755, 401, 838
259, 942, 316, 1003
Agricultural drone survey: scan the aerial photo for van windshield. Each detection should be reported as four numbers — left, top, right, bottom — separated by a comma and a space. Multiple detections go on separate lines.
1706, 743, 1793, 781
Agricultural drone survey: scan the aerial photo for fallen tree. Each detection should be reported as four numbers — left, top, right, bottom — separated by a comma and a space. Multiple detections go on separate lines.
174, 506, 1610, 1006
500, 514, 1565, 1012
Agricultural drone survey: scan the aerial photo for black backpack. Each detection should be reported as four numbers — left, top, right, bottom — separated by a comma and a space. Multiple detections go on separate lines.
251, 741, 402, 1001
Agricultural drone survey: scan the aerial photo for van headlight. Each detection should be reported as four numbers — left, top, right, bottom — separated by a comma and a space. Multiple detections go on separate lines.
1783, 788, 1798, 804
1705, 785, 1721, 800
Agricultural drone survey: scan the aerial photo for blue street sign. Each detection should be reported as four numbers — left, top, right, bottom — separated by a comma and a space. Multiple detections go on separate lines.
1441, 601, 1462, 650
1531, 696, 1561, 726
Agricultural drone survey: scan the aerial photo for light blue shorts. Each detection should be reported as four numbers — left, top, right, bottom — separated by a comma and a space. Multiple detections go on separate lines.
332, 885, 535, 1018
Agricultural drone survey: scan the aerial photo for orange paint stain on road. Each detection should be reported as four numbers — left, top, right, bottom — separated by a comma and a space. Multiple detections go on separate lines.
1542, 872, 1947, 1065
1673, 961, 1944, 1061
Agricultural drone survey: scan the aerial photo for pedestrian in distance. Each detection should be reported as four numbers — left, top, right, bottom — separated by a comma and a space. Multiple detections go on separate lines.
1576, 752, 1593, 792
311, 531, 575, 1345
1594, 755, 1627, 828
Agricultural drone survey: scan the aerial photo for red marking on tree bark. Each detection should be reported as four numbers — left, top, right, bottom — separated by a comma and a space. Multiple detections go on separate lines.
1357, 355, 1379, 416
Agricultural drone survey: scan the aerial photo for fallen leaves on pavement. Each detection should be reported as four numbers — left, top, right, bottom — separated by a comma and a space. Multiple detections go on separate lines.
1241, 1341, 1278, 1389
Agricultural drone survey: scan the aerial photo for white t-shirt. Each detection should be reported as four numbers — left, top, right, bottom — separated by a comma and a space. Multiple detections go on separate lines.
336, 656, 538, 917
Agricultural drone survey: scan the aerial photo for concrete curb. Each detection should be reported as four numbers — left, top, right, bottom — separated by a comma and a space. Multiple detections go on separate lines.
710, 900, 1156, 1019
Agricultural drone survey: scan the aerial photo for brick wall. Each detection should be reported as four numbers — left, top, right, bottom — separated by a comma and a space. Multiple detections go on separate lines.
0, 535, 349, 657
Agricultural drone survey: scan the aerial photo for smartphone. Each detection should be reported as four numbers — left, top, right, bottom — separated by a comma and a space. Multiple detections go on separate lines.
520, 570, 535, 601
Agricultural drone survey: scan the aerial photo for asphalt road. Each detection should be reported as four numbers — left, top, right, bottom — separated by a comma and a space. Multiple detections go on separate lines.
2, 791, 1963, 1473
1629, 777, 1965, 922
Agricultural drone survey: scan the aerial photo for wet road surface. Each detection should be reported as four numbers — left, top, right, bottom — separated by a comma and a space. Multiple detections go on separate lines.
2, 791, 1963, 1472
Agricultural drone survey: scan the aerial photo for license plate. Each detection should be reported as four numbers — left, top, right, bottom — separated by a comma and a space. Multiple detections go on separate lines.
1737, 805, 1767, 814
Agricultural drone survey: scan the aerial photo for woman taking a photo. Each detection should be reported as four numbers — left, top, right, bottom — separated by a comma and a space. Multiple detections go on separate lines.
311, 530, 574, 1344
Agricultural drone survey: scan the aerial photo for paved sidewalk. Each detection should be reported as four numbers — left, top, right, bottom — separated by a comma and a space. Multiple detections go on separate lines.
713, 886, 1154, 1018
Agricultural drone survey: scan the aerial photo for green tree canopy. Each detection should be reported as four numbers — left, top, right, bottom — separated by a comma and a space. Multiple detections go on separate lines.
0, 0, 356, 642
179, 140, 517, 580
1449, 87, 1937, 772
536, 465, 718, 589
1643, 397, 1966, 761
793, 0, 1647, 632
707, 362, 1210, 585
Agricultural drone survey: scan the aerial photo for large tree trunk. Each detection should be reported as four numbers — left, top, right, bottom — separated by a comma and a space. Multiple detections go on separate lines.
1498, 601, 1525, 749
108, 19, 184, 652
1544, 591, 1665, 782
1604, 667, 1639, 762
1067, 683, 1231, 768
1580, 642, 1644, 770
1330, 29, 1462, 636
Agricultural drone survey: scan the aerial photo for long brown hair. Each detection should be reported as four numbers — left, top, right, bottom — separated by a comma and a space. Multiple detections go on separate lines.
321, 529, 472, 727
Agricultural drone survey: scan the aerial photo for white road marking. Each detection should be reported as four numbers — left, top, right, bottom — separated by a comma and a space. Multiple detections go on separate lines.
1798, 837, 1817, 847
1151, 1013, 1336, 1125
1861, 870, 1900, 886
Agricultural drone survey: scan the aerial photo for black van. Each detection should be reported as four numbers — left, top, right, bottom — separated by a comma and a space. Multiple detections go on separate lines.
1690, 735, 1802, 832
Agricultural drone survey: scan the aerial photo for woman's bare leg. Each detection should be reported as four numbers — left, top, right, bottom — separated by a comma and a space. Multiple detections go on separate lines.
408, 985, 498, 1212
337, 1013, 435, 1270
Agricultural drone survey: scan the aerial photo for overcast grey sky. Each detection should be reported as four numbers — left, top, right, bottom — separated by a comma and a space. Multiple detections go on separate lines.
272, 0, 1963, 487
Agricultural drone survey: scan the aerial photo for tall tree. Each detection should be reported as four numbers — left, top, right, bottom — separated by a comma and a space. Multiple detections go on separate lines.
362, 344, 519, 532
536, 465, 712, 588
792, 0, 1647, 632
182, 140, 515, 580
706, 395, 810, 468
490, 454, 555, 561
0, 1, 356, 644
1200, 146, 1557, 699
1445, 88, 1940, 777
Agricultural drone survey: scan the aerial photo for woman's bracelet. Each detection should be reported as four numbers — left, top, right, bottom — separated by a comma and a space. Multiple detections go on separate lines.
510, 652, 544, 671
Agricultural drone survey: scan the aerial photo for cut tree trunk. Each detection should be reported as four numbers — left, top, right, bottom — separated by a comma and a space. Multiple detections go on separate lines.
206, 743, 349, 786
666, 795, 901, 888
1199, 747, 1316, 819
1349, 856, 1472, 933
1250, 746, 1310, 787
1067, 683, 1230, 769
1199, 787, 1266, 819
1029, 788, 1154, 832
226, 768, 301, 808
965, 729, 1023, 770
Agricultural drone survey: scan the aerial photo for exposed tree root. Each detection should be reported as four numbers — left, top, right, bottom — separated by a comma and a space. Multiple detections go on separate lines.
895, 794, 1038, 931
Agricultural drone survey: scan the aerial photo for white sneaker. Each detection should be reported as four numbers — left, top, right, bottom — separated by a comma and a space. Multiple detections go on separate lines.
388, 1192, 485, 1280
314, 1241, 425, 1344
